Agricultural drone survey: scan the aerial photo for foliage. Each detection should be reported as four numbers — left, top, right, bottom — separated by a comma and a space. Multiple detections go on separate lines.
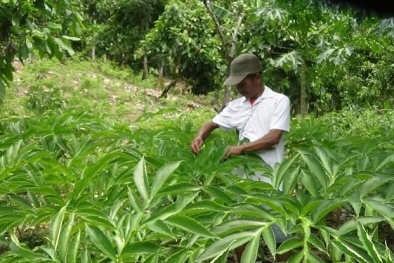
137, 0, 224, 94
81, 0, 168, 67
0, 104, 393, 262
0, 0, 83, 104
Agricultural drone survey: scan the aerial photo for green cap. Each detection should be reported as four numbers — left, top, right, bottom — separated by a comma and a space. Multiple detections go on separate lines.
223, 54, 262, 86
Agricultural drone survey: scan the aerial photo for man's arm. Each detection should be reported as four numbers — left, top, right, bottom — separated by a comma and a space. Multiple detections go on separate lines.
222, 129, 284, 160
191, 121, 219, 154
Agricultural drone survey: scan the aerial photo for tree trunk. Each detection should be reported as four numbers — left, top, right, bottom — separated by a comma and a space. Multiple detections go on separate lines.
158, 59, 164, 89
160, 79, 177, 98
300, 62, 307, 117
143, 55, 149, 80
91, 20, 96, 61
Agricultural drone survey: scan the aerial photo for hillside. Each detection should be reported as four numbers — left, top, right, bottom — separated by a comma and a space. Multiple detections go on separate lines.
3, 57, 217, 127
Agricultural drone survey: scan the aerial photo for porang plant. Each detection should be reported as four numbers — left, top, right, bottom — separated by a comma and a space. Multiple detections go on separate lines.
0, 108, 393, 262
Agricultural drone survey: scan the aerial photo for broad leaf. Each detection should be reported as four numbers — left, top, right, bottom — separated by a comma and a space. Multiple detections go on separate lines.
241, 232, 260, 263
165, 214, 215, 237
51, 206, 67, 250
300, 151, 328, 190
166, 249, 188, 263
59, 213, 75, 261
67, 231, 81, 263
300, 170, 319, 196
311, 198, 346, 223
211, 219, 266, 236
9, 233, 48, 261
133, 157, 149, 203
356, 221, 383, 263
337, 217, 384, 236
121, 241, 160, 256
150, 161, 181, 198
332, 238, 372, 263
86, 225, 116, 261
195, 231, 257, 262
277, 238, 303, 254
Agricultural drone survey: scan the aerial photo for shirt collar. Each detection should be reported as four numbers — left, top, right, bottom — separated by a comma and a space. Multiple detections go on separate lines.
242, 86, 274, 103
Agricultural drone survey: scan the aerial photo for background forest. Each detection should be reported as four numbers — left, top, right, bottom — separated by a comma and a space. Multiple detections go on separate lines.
1, 0, 394, 262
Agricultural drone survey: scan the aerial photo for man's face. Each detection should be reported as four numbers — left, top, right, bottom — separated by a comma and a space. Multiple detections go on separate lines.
236, 73, 260, 99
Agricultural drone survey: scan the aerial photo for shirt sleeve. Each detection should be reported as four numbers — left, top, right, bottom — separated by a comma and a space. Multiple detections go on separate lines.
212, 102, 237, 131
270, 95, 290, 132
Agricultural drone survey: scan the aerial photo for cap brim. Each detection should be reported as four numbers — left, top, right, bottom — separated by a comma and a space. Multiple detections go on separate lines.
223, 74, 247, 86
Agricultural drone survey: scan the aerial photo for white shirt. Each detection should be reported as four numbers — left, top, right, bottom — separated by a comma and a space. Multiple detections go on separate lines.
212, 86, 290, 171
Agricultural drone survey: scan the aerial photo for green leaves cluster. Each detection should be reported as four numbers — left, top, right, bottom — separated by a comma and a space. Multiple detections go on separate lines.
0, 108, 393, 262
0, 0, 83, 104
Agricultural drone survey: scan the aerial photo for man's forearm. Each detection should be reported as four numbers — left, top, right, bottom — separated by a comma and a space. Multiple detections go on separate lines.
239, 129, 283, 153
196, 121, 219, 140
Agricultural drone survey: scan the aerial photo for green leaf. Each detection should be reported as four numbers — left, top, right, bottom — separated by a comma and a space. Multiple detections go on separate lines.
7, 193, 32, 209
282, 167, 300, 194
211, 4, 232, 19
134, 157, 149, 203
300, 151, 328, 190
337, 217, 384, 236
82, 151, 122, 180
143, 193, 198, 225
147, 220, 174, 238
62, 35, 81, 41
363, 199, 394, 218
356, 221, 383, 263
300, 170, 319, 196
230, 203, 274, 220
203, 186, 235, 204
311, 198, 346, 223
55, 37, 75, 56
150, 161, 181, 198
385, 181, 394, 200
305, 249, 325, 263
86, 225, 117, 261
144, 253, 158, 263
128, 187, 142, 213
347, 192, 362, 216
121, 241, 160, 256
287, 250, 303, 263
359, 176, 391, 198
158, 183, 200, 195
165, 215, 215, 238
59, 213, 75, 262
261, 224, 276, 256
195, 231, 257, 262
241, 233, 260, 263
332, 238, 372, 263
67, 231, 81, 263
184, 200, 229, 214
211, 219, 266, 236
51, 206, 67, 250
277, 238, 303, 254
272, 155, 298, 190
307, 234, 327, 255
9, 233, 48, 261
166, 249, 188, 263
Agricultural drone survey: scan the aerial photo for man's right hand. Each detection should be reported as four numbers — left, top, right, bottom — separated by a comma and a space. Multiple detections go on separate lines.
191, 137, 204, 154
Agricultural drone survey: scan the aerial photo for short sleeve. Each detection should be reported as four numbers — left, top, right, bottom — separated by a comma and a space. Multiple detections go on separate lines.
270, 95, 290, 132
212, 104, 236, 130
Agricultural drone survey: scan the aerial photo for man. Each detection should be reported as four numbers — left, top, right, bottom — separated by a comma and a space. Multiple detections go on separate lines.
190, 53, 291, 262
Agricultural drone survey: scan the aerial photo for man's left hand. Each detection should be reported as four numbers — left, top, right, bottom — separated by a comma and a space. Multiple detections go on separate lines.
222, 145, 244, 161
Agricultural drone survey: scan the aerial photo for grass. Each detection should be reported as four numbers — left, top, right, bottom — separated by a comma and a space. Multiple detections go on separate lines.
3, 56, 216, 128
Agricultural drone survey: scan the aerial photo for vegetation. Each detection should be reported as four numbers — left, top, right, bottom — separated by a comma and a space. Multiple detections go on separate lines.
1, 0, 394, 262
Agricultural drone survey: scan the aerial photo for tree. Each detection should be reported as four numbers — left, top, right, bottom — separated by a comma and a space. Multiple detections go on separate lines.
0, 0, 83, 104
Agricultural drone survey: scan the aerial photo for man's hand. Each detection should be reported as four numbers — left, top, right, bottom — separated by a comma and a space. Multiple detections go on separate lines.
191, 137, 204, 154
222, 145, 244, 161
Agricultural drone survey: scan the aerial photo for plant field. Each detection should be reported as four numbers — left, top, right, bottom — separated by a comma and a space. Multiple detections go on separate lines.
0, 59, 394, 262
